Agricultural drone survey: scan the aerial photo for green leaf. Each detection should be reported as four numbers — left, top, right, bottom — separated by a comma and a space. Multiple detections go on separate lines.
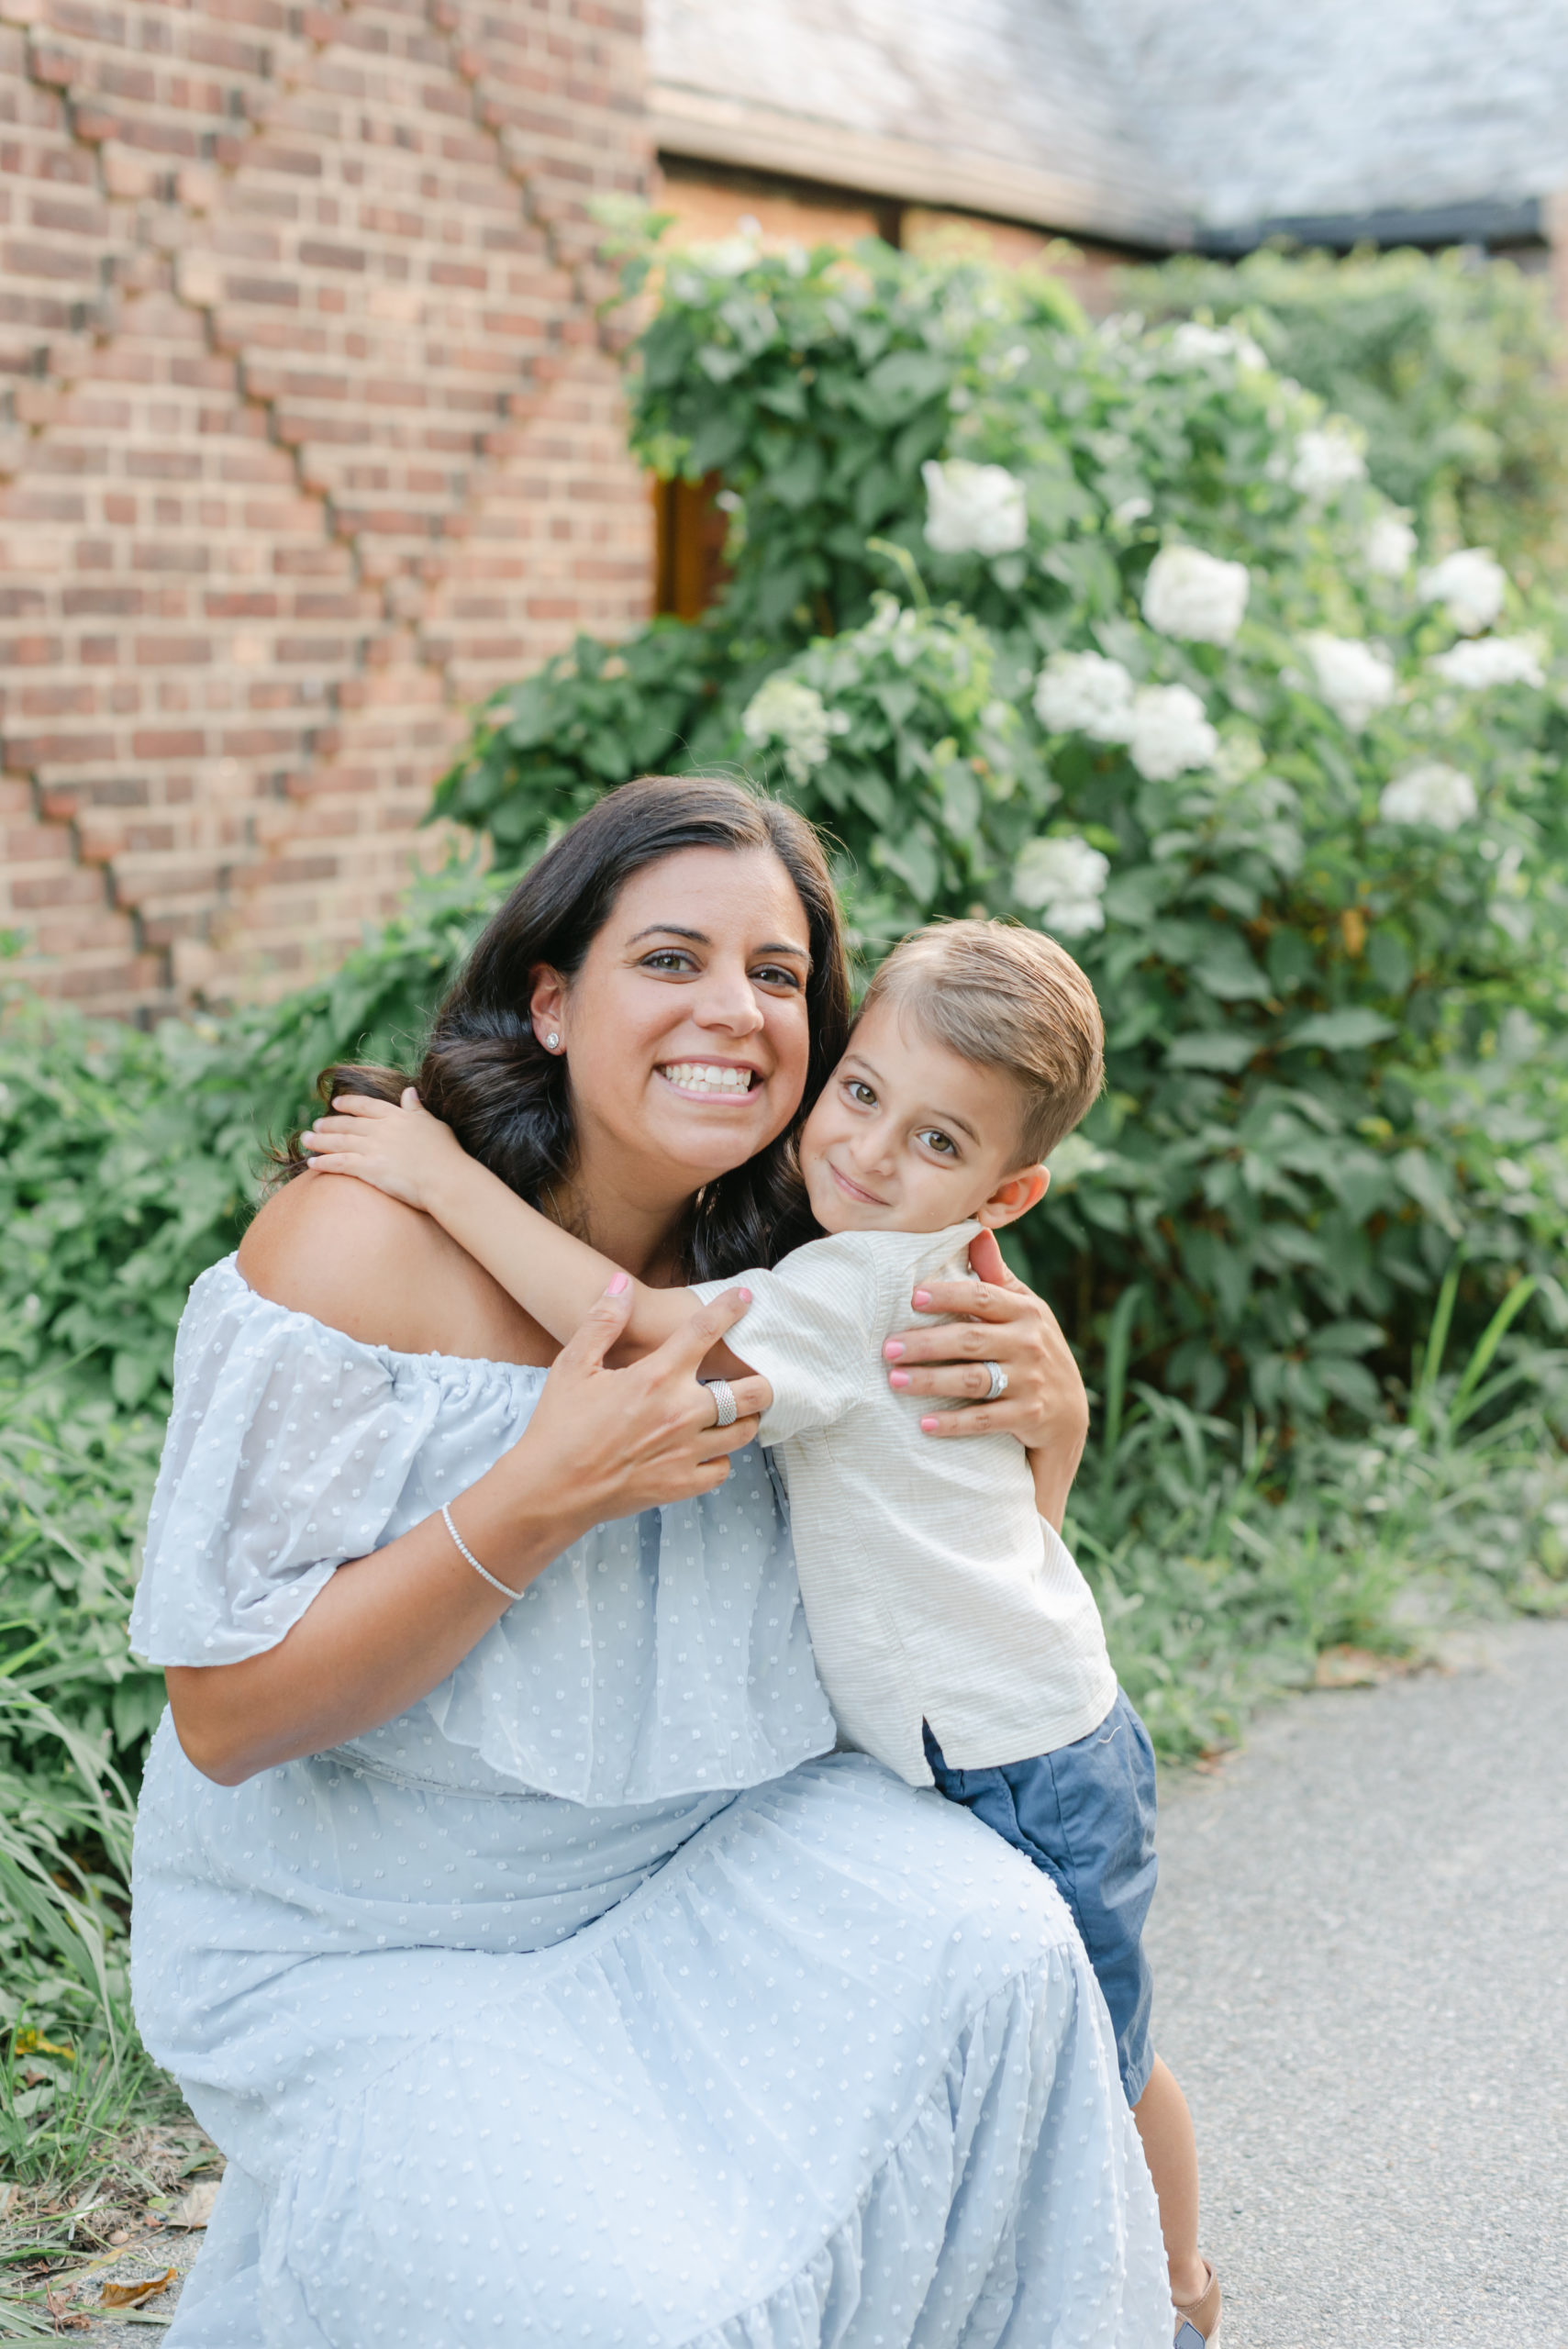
854, 349, 951, 423
1285, 1008, 1398, 1052
1394, 1148, 1462, 1238
1166, 1031, 1260, 1073
1189, 932, 1273, 1003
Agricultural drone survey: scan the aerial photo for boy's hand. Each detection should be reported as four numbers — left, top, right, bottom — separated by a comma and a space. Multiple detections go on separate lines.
299, 1088, 469, 1216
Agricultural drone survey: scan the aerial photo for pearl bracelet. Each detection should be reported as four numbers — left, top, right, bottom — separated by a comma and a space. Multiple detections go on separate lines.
440, 1502, 523, 1602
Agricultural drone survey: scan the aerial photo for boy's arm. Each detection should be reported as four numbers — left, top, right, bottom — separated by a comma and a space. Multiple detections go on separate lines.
300, 1091, 758, 1379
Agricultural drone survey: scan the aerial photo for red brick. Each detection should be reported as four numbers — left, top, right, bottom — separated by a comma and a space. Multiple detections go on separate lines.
3, 0, 653, 1018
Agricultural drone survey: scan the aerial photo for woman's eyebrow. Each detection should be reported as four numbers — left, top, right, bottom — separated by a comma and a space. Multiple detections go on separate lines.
628, 923, 810, 959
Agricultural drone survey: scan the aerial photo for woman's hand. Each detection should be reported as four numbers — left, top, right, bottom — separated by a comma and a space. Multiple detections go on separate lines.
300, 1088, 467, 1216
517, 1276, 773, 1525
882, 1230, 1088, 1527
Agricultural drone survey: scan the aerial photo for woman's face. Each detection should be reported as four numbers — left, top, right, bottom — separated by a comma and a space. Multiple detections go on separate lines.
531, 846, 816, 1205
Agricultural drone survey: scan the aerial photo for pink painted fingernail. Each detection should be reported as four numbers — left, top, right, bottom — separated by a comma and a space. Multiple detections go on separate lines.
738, 1286, 752, 1302
883, 1339, 905, 1360
606, 1272, 628, 1296
920, 1415, 940, 1431
912, 1290, 931, 1309
889, 1370, 910, 1389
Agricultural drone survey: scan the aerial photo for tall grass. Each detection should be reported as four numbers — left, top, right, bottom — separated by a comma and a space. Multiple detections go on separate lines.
0, 1377, 177, 2219
1069, 1275, 1567, 1755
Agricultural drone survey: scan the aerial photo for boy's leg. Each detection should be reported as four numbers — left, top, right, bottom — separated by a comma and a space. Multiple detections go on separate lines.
1133, 2053, 1207, 2308
926, 1700, 1215, 2330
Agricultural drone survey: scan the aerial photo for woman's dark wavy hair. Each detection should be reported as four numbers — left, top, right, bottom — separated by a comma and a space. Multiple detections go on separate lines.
279, 776, 851, 1277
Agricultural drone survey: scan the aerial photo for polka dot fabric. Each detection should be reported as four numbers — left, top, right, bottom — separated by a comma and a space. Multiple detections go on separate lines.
129, 1260, 835, 1803
128, 1268, 1170, 2345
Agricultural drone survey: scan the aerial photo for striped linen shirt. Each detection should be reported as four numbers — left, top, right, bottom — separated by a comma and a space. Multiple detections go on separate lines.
694, 1221, 1116, 1788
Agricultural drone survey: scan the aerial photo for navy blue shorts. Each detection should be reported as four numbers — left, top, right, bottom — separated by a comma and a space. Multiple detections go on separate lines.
924, 1689, 1158, 2105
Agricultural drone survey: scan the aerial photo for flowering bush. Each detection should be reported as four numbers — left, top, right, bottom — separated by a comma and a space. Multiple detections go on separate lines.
1123, 243, 1568, 575
435, 230, 1568, 1430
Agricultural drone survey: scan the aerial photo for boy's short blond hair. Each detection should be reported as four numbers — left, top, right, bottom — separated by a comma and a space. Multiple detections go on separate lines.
859, 918, 1105, 1165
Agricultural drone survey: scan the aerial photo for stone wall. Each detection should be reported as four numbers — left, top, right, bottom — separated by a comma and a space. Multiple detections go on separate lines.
0, 0, 652, 1017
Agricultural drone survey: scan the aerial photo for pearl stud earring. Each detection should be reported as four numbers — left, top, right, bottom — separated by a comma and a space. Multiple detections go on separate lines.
544, 1032, 560, 1051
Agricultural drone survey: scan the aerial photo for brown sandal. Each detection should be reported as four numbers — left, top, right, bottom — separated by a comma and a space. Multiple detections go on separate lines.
1173, 2262, 1221, 2347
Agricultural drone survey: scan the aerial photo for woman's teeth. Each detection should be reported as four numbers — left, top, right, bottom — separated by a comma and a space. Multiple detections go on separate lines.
659, 1063, 756, 1096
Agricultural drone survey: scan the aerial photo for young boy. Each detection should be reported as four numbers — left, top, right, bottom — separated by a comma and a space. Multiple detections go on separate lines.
302, 918, 1219, 2347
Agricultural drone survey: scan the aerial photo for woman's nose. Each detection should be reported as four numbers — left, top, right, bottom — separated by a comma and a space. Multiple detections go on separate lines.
692, 963, 765, 1034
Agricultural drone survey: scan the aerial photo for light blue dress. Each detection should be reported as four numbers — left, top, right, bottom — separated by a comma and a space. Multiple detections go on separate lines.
129, 1259, 1170, 2348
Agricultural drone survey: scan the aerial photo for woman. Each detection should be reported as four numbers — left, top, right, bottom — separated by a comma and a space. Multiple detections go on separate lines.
130, 777, 1169, 2346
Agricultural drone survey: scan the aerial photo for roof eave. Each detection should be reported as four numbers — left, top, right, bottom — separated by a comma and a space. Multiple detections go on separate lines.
1195, 195, 1546, 255
650, 83, 1194, 251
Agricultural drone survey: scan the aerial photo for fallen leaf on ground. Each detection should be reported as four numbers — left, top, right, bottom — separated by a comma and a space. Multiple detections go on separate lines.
45, 2288, 92, 2330
13, 2028, 74, 2060
166, 2180, 219, 2229
1314, 1644, 1393, 1687
100, 2268, 177, 2309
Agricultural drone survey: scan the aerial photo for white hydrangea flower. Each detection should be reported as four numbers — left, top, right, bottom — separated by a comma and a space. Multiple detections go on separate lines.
1142, 545, 1250, 646
1110, 494, 1152, 529
1033, 651, 1135, 741
693, 230, 762, 277
921, 459, 1028, 557
1304, 634, 1397, 730
1127, 684, 1218, 781
1418, 548, 1508, 636
1213, 733, 1264, 785
1364, 513, 1418, 577
1013, 836, 1110, 937
1428, 636, 1545, 690
1169, 320, 1267, 371
1379, 763, 1478, 831
1290, 423, 1368, 501
741, 675, 849, 785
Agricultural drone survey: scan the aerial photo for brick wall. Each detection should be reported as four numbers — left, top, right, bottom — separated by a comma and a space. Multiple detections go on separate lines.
0, 0, 652, 1017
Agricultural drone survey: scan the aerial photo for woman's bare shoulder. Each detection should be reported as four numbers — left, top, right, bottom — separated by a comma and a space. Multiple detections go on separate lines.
238, 1174, 553, 1364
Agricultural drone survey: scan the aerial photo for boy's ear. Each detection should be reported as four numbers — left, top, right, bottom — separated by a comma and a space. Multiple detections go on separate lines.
976, 1165, 1049, 1230
528, 967, 567, 1053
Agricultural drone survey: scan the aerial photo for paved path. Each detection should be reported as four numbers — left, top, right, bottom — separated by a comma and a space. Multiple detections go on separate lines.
1148, 1617, 1568, 2349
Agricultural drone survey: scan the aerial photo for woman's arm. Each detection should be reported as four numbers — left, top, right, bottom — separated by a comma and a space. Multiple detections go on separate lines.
881, 1229, 1089, 1530
172, 1193, 768, 1786
301, 1091, 756, 1378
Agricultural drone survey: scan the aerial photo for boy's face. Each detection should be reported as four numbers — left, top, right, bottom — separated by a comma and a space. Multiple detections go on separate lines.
798, 996, 1047, 1237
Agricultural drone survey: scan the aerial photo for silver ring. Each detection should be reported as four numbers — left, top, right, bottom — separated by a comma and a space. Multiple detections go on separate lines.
705, 1377, 739, 1429
981, 1360, 1008, 1403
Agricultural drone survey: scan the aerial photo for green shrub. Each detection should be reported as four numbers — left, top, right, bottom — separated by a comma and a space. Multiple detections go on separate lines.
438, 228, 1568, 1421
1118, 244, 1568, 577
0, 862, 501, 1416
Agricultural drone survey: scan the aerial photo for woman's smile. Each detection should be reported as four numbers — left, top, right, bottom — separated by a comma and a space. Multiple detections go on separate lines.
655, 1058, 762, 1097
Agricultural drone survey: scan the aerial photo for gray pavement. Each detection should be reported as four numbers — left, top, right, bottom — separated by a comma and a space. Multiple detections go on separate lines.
1149, 1617, 1568, 2349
